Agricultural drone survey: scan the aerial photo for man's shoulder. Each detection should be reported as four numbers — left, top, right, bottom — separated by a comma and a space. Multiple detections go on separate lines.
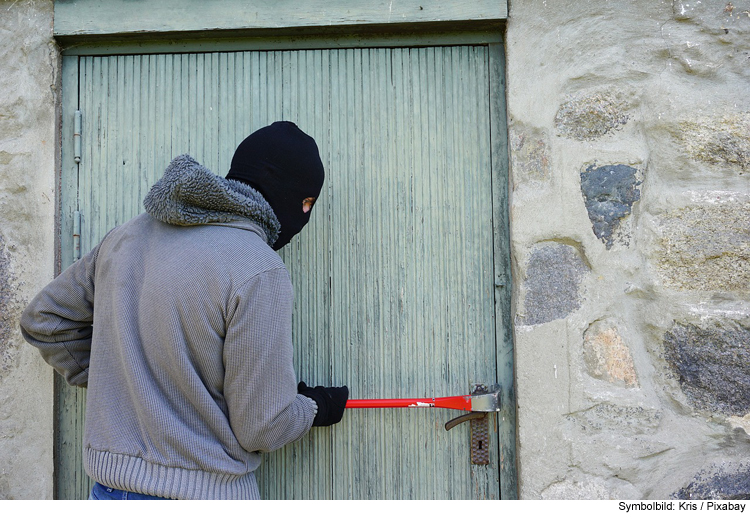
202, 222, 288, 280
104, 214, 287, 279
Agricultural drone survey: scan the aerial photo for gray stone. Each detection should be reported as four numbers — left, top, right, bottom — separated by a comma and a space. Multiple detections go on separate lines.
665, 2, 750, 77
541, 477, 611, 500
680, 113, 750, 171
580, 164, 641, 249
0, 0, 57, 500
539, 471, 642, 499
0, 233, 19, 382
509, 126, 551, 186
520, 243, 589, 326
654, 199, 750, 292
674, 463, 750, 500
555, 90, 630, 141
568, 404, 662, 435
673, 1, 749, 35
664, 321, 750, 416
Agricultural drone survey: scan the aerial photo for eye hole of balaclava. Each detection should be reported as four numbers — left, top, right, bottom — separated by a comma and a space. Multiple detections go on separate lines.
225, 122, 325, 250
302, 196, 316, 213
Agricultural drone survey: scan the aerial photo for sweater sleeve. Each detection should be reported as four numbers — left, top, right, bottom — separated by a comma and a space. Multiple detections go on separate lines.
19, 245, 100, 388
223, 266, 316, 453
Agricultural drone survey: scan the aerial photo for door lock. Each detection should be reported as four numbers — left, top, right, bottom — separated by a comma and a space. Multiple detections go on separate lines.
444, 384, 494, 465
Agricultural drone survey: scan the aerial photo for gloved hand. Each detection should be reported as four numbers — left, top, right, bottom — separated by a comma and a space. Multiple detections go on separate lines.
298, 382, 349, 427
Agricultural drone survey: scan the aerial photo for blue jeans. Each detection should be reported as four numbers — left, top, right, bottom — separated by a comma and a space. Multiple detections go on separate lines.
88, 482, 171, 500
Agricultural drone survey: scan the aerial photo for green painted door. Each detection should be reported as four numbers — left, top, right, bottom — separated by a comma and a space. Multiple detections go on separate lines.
59, 41, 514, 500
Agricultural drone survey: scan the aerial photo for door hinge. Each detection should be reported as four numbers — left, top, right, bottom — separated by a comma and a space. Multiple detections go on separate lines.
74, 110, 82, 164
73, 210, 81, 261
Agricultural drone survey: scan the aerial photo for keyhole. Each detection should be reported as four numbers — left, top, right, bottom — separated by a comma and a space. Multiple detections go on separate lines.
478, 441, 483, 450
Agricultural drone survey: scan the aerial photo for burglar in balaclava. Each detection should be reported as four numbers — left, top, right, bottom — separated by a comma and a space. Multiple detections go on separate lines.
20, 121, 348, 500
225, 121, 349, 423
227, 121, 325, 250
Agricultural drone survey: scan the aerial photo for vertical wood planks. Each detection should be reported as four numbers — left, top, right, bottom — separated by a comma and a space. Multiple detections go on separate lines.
63, 42, 509, 500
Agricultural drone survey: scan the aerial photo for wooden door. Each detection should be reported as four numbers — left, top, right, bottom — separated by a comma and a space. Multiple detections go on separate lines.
59, 41, 514, 500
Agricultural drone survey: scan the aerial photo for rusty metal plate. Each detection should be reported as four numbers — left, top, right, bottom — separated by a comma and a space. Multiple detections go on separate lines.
470, 413, 490, 465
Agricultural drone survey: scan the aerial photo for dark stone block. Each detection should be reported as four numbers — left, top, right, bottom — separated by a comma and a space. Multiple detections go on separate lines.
674, 463, 750, 500
663, 321, 750, 416
580, 164, 641, 249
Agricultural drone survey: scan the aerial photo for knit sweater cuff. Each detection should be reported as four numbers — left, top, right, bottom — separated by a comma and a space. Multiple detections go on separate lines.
303, 395, 318, 415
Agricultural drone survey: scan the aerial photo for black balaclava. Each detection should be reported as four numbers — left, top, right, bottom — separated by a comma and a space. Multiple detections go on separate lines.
226, 121, 325, 250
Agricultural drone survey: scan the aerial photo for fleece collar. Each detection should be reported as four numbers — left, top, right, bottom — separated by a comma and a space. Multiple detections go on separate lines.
143, 155, 280, 246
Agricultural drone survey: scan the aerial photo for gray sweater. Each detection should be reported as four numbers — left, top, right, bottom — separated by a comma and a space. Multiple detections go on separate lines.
20, 154, 316, 499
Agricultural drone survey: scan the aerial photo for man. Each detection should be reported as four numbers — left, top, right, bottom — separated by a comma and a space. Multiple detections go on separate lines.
20, 121, 347, 500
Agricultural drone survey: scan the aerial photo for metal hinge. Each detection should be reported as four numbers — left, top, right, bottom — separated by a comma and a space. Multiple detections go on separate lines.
73, 210, 81, 261
74, 110, 82, 164
73, 109, 82, 260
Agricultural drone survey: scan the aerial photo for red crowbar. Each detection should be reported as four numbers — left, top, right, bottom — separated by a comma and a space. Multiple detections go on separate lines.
345, 384, 501, 413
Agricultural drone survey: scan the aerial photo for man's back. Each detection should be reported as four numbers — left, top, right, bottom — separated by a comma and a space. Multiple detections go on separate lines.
21, 154, 318, 499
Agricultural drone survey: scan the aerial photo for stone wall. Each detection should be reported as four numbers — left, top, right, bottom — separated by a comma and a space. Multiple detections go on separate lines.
507, 0, 750, 499
0, 0, 57, 499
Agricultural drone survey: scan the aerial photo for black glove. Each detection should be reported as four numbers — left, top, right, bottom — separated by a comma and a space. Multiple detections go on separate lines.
298, 381, 349, 427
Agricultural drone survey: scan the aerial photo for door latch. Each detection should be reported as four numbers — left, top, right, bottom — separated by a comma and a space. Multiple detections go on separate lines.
444, 384, 494, 465
345, 382, 500, 466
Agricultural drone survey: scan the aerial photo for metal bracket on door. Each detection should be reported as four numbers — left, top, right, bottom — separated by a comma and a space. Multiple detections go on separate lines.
444, 384, 494, 465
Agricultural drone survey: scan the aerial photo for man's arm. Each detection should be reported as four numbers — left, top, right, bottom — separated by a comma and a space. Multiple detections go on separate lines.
19, 246, 100, 388
223, 266, 316, 453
